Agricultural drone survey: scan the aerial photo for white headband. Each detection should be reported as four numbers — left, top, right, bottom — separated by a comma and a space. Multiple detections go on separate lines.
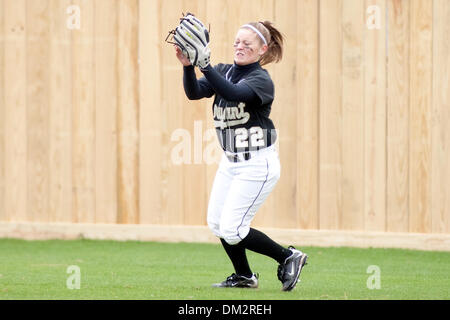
241, 24, 267, 45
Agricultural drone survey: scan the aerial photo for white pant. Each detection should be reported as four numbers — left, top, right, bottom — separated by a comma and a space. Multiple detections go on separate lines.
207, 146, 281, 245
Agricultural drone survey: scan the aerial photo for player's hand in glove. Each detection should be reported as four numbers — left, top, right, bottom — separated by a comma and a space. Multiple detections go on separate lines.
167, 13, 211, 69
175, 46, 191, 66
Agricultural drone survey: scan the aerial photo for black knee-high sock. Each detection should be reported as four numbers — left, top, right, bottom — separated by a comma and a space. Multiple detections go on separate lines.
220, 238, 253, 278
240, 228, 292, 264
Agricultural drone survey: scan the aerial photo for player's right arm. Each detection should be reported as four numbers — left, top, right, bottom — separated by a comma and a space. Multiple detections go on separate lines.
175, 46, 214, 100
183, 65, 215, 100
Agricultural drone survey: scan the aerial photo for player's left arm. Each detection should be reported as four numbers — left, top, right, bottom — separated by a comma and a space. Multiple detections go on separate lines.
200, 65, 259, 102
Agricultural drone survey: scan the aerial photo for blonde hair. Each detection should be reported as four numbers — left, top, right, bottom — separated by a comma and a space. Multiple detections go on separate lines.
241, 21, 284, 66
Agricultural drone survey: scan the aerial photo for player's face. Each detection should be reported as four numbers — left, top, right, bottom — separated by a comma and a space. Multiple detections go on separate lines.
233, 28, 267, 65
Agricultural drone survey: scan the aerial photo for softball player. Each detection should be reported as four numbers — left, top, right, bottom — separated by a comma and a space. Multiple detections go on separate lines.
175, 20, 307, 291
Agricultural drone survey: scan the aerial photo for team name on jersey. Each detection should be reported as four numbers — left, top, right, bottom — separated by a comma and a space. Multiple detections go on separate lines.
213, 102, 250, 129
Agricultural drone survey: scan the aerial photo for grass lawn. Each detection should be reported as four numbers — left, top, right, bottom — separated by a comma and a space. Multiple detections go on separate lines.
0, 238, 449, 300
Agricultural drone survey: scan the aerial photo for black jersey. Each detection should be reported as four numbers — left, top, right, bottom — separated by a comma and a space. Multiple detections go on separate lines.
211, 62, 277, 153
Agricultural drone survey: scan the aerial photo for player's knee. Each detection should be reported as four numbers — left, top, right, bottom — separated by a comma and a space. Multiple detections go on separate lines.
222, 236, 241, 245
207, 219, 221, 238
219, 225, 242, 245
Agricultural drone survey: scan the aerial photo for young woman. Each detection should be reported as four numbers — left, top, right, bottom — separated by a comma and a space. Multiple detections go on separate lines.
175, 21, 308, 291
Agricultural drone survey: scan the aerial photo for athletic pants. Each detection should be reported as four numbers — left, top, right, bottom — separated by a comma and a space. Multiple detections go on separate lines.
207, 145, 280, 245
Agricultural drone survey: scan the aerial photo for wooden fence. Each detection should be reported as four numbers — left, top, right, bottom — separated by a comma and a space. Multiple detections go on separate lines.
0, 0, 449, 237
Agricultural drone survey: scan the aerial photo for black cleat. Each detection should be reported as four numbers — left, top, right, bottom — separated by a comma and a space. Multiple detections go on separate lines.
277, 246, 308, 291
212, 273, 259, 288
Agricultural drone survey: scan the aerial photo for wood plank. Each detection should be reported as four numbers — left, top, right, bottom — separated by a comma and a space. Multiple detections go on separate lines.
409, 0, 432, 233
180, 0, 208, 226
139, 0, 163, 224
341, 0, 365, 230
26, 0, 50, 222
386, 0, 409, 232
267, 0, 298, 229
206, 0, 233, 65
94, 0, 118, 223
4, 0, 27, 222
71, 0, 95, 223
364, 0, 387, 231
160, 0, 186, 225
319, 0, 343, 230
116, 0, 139, 224
295, 0, 319, 230
0, 0, 4, 221
48, 0, 73, 223
431, 0, 450, 233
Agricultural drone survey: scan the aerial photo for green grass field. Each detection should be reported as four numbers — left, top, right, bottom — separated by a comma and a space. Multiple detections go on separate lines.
0, 238, 449, 300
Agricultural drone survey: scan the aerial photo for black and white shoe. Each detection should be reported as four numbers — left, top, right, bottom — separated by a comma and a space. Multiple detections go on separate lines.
212, 273, 259, 288
277, 246, 308, 291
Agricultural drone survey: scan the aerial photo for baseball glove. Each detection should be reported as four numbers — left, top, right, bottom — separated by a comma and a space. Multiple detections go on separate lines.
166, 12, 211, 69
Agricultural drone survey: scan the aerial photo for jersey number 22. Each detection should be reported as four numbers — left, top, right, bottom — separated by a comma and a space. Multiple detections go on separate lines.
235, 126, 265, 148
